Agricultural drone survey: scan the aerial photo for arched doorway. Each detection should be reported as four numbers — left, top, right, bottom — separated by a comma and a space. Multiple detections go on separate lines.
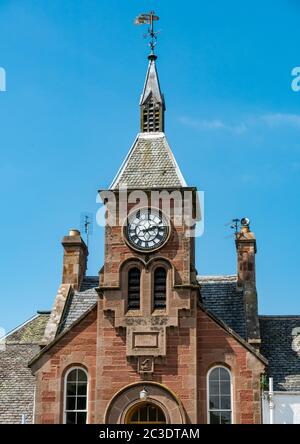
105, 382, 186, 424
126, 402, 166, 424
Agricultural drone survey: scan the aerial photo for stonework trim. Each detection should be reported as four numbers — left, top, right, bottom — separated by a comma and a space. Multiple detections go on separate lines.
122, 398, 170, 424
104, 381, 186, 424
120, 258, 144, 314
62, 365, 89, 424
206, 364, 233, 424
42, 284, 73, 344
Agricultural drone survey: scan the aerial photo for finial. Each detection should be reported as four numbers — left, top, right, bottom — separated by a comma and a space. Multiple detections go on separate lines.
134, 11, 160, 59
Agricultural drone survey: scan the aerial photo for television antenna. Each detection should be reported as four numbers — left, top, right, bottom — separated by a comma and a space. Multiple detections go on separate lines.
224, 217, 251, 238
80, 212, 93, 249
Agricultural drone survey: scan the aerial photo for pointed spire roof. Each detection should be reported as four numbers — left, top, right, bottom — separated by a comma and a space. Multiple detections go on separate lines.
140, 55, 165, 107
109, 45, 187, 190
110, 132, 187, 190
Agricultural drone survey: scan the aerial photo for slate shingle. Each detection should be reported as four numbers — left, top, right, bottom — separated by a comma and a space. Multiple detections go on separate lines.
260, 316, 300, 391
57, 277, 98, 334
0, 313, 49, 424
110, 133, 186, 189
198, 275, 247, 340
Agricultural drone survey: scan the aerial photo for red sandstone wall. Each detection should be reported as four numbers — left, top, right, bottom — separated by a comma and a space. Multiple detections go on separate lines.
33, 306, 264, 424
33, 309, 97, 424
95, 301, 197, 423
197, 309, 264, 424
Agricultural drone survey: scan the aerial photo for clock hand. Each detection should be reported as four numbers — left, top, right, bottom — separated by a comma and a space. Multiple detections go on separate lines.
139, 225, 155, 232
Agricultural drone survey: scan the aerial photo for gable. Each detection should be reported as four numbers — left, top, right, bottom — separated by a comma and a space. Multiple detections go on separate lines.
29, 305, 97, 371
198, 304, 267, 365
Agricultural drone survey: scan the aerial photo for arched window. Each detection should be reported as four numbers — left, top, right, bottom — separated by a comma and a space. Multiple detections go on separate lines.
207, 366, 232, 424
64, 367, 88, 424
126, 402, 166, 424
154, 267, 167, 309
128, 268, 141, 310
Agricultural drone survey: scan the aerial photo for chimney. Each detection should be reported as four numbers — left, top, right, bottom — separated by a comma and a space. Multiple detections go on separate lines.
62, 229, 88, 291
235, 218, 260, 347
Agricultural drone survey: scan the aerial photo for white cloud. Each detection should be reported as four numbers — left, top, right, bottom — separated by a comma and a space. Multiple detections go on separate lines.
261, 113, 300, 128
179, 112, 300, 136
178, 116, 247, 135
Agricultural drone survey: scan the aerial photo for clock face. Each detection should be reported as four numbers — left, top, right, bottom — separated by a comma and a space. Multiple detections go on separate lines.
125, 208, 169, 252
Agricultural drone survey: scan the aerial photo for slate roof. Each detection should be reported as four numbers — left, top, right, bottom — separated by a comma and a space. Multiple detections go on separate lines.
57, 275, 247, 340
198, 275, 247, 340
260, 316, 300, 391
109, 133, 187, 189
2, 274, 300, 425
57, 276, 98, 334
6, 312, 50, 344
0, 313, 50, 424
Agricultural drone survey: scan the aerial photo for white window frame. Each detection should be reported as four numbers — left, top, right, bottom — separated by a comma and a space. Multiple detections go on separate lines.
63, 366, 89, 424
207, 365, 233, 424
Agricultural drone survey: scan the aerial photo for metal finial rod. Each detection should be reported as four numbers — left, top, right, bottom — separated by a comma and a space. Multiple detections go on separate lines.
134, 11, 160, 56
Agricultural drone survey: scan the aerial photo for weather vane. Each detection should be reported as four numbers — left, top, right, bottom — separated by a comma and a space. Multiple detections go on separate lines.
134, 11, 160, 56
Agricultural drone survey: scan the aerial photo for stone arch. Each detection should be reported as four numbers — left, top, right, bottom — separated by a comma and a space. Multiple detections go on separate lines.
104, 382, 186, 424
145, 256, 173, 271
119, 257, 147, 273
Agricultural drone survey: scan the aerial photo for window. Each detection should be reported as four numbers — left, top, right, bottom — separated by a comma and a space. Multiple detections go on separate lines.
128, 268, 141, 310
126, 403, 166, 424
207, 366, 232, 424
154, 267, 167, 309
64, 367, 88, 424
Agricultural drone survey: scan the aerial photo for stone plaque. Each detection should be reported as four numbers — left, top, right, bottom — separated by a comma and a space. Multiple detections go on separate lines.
133, 332, 158, 348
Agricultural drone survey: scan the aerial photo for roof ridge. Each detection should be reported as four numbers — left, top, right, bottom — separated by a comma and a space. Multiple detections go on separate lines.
197, 274, 237, 282
2, 313, 40, 340
259, 315, 300, 319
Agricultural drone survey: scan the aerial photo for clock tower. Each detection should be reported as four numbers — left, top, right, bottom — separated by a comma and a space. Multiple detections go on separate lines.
27, 14, 267, 426
96, 48, 200, 423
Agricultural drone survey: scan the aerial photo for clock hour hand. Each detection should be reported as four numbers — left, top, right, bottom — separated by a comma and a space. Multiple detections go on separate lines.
140, 226, 156, 233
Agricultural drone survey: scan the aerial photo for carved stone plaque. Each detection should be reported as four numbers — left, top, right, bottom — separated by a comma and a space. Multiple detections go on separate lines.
138, 356, 154, 374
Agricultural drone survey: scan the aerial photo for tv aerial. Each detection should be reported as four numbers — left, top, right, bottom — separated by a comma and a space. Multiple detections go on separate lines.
80, 212, 93, 249
224, 217, 251, 238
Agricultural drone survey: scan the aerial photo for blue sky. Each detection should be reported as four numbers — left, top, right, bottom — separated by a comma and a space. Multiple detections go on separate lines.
0, 0, 299, 333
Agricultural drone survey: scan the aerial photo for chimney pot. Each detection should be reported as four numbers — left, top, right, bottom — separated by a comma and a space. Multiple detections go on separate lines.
69, 229, 80, 237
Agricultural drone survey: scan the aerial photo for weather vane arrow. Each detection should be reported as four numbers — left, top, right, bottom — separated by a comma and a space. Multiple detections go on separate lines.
134, 11, 160, 56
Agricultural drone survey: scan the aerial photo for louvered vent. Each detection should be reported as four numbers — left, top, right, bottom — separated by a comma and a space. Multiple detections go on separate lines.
128, 268, 141, 310
142, 98, 161, 132
154, 267, 167, 309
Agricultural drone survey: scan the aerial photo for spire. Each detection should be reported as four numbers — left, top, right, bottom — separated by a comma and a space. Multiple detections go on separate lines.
135, 11, 165, 133
140, 56, 165, 132
109, 12, 187, 190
